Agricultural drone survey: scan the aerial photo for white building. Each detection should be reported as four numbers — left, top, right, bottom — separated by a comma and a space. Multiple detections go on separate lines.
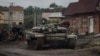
42, 12, 52, 20
9, 6, 24, 25
2, 6, 24, 27
2, 11, 9, 24
42, 12, 64, 23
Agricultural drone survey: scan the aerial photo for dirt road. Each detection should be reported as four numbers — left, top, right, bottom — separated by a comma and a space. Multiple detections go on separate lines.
0, 41, 100, 56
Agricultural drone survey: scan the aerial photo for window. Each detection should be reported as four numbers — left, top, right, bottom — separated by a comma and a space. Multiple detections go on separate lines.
82, 17, 88, 27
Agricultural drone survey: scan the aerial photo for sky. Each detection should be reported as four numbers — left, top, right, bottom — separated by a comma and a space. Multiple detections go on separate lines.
0, 0, 78, 8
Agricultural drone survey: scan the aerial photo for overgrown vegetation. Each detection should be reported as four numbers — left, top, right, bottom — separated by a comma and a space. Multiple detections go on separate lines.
24, 3, 64, 29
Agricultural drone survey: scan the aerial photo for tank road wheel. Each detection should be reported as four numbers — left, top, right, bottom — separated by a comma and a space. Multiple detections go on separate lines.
27, 37, 38, 50
27, 37, 44, 50
67, 38, 76, 49
36, 37, 44, 50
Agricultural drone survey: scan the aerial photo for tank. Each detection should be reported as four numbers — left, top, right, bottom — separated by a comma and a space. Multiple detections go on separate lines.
26, 24, 77, 50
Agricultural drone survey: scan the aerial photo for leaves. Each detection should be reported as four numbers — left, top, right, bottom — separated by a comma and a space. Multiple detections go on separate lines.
50, 3, 58, 8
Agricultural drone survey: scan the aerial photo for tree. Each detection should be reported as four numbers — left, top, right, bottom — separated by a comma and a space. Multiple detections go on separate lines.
49, 3, 64, 12
24, 6, 42, 29
24, 16, 34, 29
0, 6, 8, 11
24, 6, 34, 15
49, 3, 58, 8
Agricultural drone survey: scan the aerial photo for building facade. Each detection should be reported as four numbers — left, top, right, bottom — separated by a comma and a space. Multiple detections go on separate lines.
49, 12, 64, 23
0, 12, 4, 24
42, 12, 52, 20
3, 11, 9, 24
9, 6, 24, 25
42, 12, 64, 24
63, 0, 100, 34
0, 6, 24, 28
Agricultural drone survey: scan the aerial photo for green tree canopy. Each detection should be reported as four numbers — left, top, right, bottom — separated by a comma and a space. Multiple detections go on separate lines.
24, 6, 33, 15
49, 3, 58, 8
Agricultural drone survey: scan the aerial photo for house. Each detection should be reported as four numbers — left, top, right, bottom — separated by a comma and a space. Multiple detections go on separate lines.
42, 8, 65, 24
0, 6, 24, 27
0, 12, 4, 32
42, 12, 64, 24
42, 12, 52, 20
49, 12, 64, 23
0, 12, 4, 24
9, 6, 24, 25
3, 11, 9, 24
63, 0, 100, 34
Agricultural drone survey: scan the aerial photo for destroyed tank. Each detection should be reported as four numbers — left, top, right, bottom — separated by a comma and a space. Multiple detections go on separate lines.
26, 24, 77, 50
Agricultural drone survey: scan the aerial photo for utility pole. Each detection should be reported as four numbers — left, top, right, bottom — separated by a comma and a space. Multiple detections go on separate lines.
9, 3, 14, 28
33, 7, 37, 27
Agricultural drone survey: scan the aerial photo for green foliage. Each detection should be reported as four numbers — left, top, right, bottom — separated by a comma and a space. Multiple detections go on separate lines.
0, 6, 8, 11
50, 3, 58, 8
49, 3, 64, 9
24, 6, 42, 15
24, 16, 33, 29
24, 6, 34, 15
24, 6, 42, 29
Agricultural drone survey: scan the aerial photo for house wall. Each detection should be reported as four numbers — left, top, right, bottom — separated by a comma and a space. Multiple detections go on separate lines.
12, 11, 24, 25
42, 13, 52, 20
94, 14, 100, 33
2, 6, 24, 25
69, 13, 100, 34
0, 13, 4, 24
49, 17, 61, 23
3, 11, 9, 24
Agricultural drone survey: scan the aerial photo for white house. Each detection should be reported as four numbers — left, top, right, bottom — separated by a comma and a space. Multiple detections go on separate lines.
42, 12, 64, 23
9, 6, 24, 25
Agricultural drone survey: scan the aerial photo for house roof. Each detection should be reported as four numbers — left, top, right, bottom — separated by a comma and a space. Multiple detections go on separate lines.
63, 0, 100, 16
10, 6, 23, 12
49, 12, 64, 18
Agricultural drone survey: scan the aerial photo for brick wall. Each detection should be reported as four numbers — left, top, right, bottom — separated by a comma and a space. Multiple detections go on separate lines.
69, 13, 100, 34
